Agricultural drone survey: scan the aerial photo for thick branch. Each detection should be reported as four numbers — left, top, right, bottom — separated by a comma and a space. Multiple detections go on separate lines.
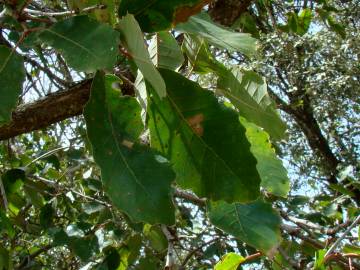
0, 80, 91, 141
208, 0, 254, 26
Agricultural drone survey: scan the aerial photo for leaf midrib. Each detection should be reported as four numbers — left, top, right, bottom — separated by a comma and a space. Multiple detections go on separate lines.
107, 108, 157, 211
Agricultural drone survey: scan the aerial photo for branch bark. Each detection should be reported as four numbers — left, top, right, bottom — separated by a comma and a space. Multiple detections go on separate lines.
0, 80, 91, 141
208, 0, 254, 26
0, 64, 136, 141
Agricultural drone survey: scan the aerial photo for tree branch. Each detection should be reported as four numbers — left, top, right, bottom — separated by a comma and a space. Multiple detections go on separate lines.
0, 80, 91, 141
208, 0, 254, 26
0, 66, 135, 142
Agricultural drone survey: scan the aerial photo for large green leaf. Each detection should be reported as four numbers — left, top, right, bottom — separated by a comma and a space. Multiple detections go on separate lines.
176, 13, 256, 57
0, 46, 25, 124
241, 118, 289, 197
118, 14, 166, 98
118, 0, 203, 32
148, 69, 260, 203
39, 15, 119, 72
84, 72, 175, 224
181, 35, 286, 140
208, 200, 282, 255
148, 31, 184, 70
214, 253, 245, 270
217, 68, 286, 140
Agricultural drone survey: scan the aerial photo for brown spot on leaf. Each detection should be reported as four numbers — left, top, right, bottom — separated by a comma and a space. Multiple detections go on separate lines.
122, 139, 134, 149
187, 113, 204, 136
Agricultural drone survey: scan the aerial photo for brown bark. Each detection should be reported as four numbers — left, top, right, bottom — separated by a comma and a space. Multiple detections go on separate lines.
208, 0, 254, 26
0, 80, 91, 141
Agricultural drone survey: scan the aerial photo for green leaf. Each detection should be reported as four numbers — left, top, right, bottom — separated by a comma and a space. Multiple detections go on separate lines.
70, 235, 99, 262
287, 12, 298, 33
136, 256, 158, 270
343, 244, 360, 255
39, 15, 119, 72
181, 35, 285, 140
181, 34, 220, 74
0, 245, 11, 270
329, 183, 355, 197
208, 200, 282, 255
82, 202, 105, 215
233, 12, 259, 38
214, 253, 245, 270
217, 68, 286, 140
24, 184, 44, 208
84, 72, 175, 224
118, 14, 166, 98
327, 16, 346, 38
176, 13, 256, 57
40, 203, 55, 228
297, 8, 312, 35
118, 0, 203, 32
148, 31, 184, 70
0, 211, 15, 238
143, 224, 167, 252
314, 249, 326, 270
148, 69, 260, 202
241, 118, 289, 197
0, 46, 25, 124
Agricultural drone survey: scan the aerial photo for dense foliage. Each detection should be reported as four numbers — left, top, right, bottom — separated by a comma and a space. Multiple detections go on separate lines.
0, 0, 359, 269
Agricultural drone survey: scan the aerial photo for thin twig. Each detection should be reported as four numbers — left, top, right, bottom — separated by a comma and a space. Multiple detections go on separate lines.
25, 146, 68, 168
161, 225, 176, 269
325, 215, 360, 257
173, 188, 206, 206
23, 4, 106, 17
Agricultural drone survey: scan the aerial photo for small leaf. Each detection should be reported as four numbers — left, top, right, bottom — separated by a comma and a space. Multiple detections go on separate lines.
214, 253, 245, 270
119, 14, 166, 98
82, 202, 105, 215
208, 200, 282, 255
148, 69, 260, 203
39, 15, 119, 72
70, 235, 99, 262
0, 46, 25, 124
327, 16, 346, 38
149, 31, 184, 70
84, 72, 175, 224
241, 118, 289, 197
143, 224, 167, 252
176, 13, 256, 57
